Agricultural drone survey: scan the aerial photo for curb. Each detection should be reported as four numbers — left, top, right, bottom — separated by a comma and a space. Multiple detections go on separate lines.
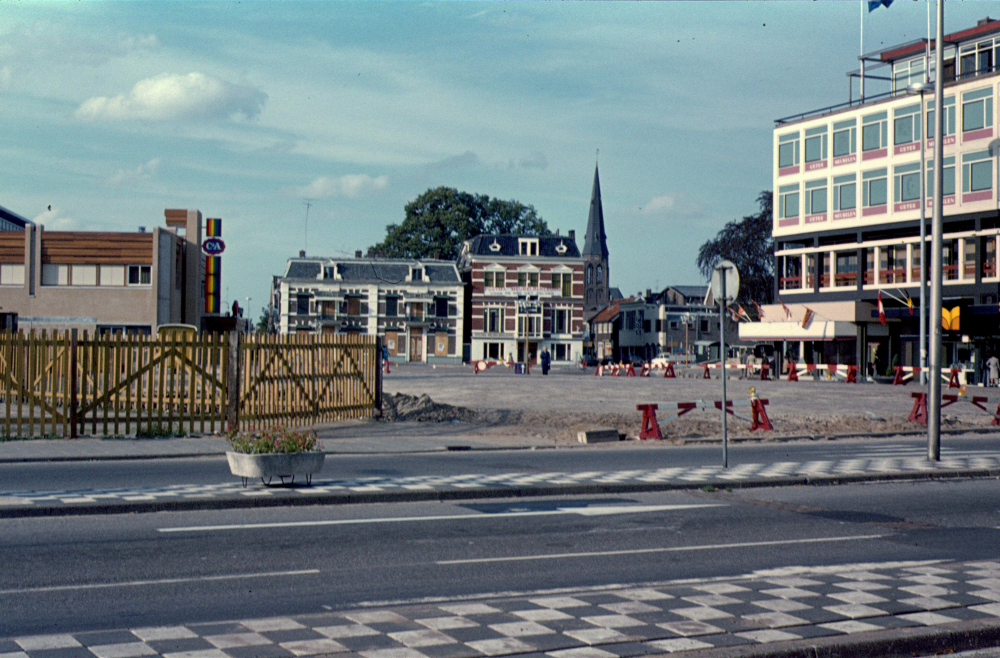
664, 617, 1000, 658
2, 467, 997, 519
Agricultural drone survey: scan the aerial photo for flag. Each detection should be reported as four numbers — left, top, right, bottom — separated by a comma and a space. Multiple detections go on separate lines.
780, 300, 792, 319
877, 291, 886, 325
868, 0, 893, 11
737, 304, 752, 322
727, 305, 740, 322
801, 307, 814, 329
906, 295, 914, 315
753, 301, 765, 321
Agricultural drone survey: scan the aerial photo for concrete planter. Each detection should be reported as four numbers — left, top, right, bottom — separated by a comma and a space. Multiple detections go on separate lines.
226, 451, 325, 487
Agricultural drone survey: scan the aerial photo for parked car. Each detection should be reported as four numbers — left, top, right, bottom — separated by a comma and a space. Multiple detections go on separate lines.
581, 354, 599, 367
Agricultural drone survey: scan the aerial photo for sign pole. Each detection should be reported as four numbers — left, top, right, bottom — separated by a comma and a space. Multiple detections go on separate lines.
719, 268, 728, 469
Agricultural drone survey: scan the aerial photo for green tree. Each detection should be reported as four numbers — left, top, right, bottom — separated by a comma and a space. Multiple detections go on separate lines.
696, 191, 774, 308
256, 306, 271, 333
370, 187, 549, 260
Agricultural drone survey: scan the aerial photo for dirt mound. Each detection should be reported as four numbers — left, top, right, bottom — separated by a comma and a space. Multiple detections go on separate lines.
380, 393, 479, 423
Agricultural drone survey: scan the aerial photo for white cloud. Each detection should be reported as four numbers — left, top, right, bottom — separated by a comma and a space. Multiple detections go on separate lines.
294, 174, 389, 199
75, 72, 267, 122
639, 194, 676, 215
106, 158, 161, 187
32, 207, 78, 230
424, 150, 479, 172
519, 151, 548, 170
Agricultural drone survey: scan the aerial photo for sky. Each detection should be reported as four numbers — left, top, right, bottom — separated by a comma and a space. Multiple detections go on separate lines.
2, 1, 997, 322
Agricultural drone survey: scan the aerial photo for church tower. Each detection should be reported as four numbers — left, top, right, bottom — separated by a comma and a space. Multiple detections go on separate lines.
582, 163, 609, 321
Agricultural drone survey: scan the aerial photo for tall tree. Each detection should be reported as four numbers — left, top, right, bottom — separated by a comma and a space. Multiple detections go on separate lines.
696, 191, 774, 307
370, 187, 549, 260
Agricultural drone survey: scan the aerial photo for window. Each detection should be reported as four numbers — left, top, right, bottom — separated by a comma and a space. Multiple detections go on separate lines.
596, 266, 602, 285
100, 265, 125, 286
73, 264, 97, 286
529, 272, 539, 287
862, 111, 887, 152
42, 264, 68, 286
893, 162, 921, 203
411, 268, 422, 281
833, 174, 857, 211
296, 294, 310, 315
804, 179, 827, 215
893, 56, 926, 92
927, 96, 956, 139
518, 239, 538, 256
962, 87, 993, 133
893, 103, 921, 145
385, 296, 398, 317
926, 156, 956, 197
553, 309, 568, 334
862, 168, 888, 208
804, 125, 827, 163
780, 254, 803, 290
778, 132, 799, 168
778, 184, 799, 220
435, 297, 449, 318
832, 118, 857, 158
700, 319, 709, 332
485, 308, 504, 333
962, 150, 993, 193
0, 263, 24, 285
835, 251, 858, 287
960, 41, 994, 79
551, 272, 572, 296
586, 265, 593, 285
128, 265, 151, 285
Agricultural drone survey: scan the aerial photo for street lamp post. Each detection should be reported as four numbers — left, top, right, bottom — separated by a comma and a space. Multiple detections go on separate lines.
909, 82, 933, 386
928, 0, 944, 462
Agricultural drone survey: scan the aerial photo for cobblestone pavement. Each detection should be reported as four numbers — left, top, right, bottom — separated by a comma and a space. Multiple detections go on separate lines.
1, 444, 997, 511
5, 560, 1000, 658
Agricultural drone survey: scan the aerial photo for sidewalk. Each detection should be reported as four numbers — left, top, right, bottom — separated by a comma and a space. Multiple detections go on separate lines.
6, 560, 1000, 658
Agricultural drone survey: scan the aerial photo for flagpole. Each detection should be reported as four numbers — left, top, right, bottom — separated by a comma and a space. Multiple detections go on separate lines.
860, 0, 865, 100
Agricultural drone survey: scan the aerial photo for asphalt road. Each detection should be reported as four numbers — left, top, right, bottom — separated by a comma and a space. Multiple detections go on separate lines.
3, 477, 1000, 638
1, 433, 998, 493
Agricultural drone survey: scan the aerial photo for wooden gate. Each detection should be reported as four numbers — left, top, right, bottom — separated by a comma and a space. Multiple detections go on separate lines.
237, 333, 379, 430
0, 331, 380, 438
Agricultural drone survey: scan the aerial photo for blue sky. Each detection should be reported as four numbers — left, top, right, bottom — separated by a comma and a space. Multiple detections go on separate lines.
2, 1, 995, 321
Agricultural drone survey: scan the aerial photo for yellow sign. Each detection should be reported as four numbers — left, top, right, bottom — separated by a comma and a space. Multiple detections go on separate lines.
942, 306, 960, 331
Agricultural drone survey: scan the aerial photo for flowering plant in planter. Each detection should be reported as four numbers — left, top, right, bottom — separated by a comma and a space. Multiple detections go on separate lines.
226, 425, 322, 454
225, 426, 325, 487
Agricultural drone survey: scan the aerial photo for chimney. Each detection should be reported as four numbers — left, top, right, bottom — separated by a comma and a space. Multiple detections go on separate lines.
555, 228, 560, 236
646, 289, 651, 298
299, 250, 306, 258
138, 226, 146, 233
979, 17, 995, 26
355, 250, 362, 258
568, 230, 575, 242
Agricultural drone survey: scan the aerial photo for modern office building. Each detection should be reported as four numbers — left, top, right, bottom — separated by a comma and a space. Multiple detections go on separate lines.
743, 17, 1000, 381
0, 207, 209, 334
270, 253, 465, 364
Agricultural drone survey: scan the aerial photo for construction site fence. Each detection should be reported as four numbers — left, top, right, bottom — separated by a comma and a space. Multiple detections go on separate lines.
0, 330, 382, 438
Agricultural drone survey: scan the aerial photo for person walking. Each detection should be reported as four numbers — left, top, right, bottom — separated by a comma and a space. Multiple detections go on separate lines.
987, 353, 999, 387
541, 347, 551, 376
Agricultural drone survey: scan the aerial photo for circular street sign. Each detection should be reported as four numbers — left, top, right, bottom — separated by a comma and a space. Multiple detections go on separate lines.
710, 260, 740, 304
202, 238, 226, 255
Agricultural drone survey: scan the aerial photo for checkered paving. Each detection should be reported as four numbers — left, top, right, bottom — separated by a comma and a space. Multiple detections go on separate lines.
1, 449, 998, 509
5, 560, 1000, 658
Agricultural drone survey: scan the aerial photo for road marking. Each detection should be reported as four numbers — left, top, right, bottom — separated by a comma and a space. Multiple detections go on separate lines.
157, 504, 726, 533
436, 534, 888, 565
0, 570, 320, 596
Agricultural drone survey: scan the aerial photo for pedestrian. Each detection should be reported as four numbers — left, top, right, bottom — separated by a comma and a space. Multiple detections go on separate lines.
987, 353, 999, 387
541, 347, 551, 375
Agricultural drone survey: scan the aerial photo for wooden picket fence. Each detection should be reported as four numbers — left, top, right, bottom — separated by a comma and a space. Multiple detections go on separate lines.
0, 330, 381, 438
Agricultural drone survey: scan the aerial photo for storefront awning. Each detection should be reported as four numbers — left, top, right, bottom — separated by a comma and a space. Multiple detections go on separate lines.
739, 321, 857, 342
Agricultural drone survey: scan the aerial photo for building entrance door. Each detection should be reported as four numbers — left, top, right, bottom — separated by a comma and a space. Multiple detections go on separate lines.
410, 328, 423, 362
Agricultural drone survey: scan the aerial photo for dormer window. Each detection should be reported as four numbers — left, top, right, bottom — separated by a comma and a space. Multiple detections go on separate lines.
412, 268, 423, 281
518, 238, 539, 256
555, 241, 568, 255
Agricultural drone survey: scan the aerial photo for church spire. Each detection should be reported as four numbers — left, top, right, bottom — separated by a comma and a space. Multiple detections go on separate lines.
582, 163, 608, 259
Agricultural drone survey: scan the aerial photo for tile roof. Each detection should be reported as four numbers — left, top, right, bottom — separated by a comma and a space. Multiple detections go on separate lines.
466, 234, 580, 258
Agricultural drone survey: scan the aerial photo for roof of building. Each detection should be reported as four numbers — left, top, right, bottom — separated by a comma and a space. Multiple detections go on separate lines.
878, 17, 1000, 62
590, 296, 635, 324
609, 287, 623, 301
282, 257, 460, 284
582, 164, 609, 259
465, 234, 580, 258
0, 205, 32, 231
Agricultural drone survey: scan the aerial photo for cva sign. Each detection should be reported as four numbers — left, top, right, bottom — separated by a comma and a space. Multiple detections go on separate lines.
202, 238, 226, 255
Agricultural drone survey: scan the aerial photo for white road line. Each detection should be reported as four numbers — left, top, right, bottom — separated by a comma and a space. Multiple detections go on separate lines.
157, 504, 726, 533
436, 534, 888, 565
0, 570, 320, 595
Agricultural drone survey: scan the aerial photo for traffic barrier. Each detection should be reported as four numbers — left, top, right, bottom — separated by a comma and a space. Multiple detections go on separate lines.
783, 362, 859, 383
474, 360, 501, 374
663, 362, 676, 378
909, 388, 994, 425
749, 387, 773, 431
646, 396, 771, 430
636, 404, 662, 440
384, 359, 393, 375
623, 363, 637, 377
639, 364, 652, 377
893, 366, 962, 387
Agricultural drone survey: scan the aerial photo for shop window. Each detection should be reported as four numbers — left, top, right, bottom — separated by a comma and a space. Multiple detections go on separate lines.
862, 168, 888, 209
804, 125, 827, 163
893, 103, 921, 145
926, 156, 956, 197
893, 162, 921, 203
835, 251, 858, 287
805, 179, 827, 215
778, 132, 799, 169
778, 184, 799, 220
862, 111, 887, 152
927, 96, 956, 139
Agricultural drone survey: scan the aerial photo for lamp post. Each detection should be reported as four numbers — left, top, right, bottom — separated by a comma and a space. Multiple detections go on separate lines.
928, 0, 944, 462
909, 81, 933, 385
